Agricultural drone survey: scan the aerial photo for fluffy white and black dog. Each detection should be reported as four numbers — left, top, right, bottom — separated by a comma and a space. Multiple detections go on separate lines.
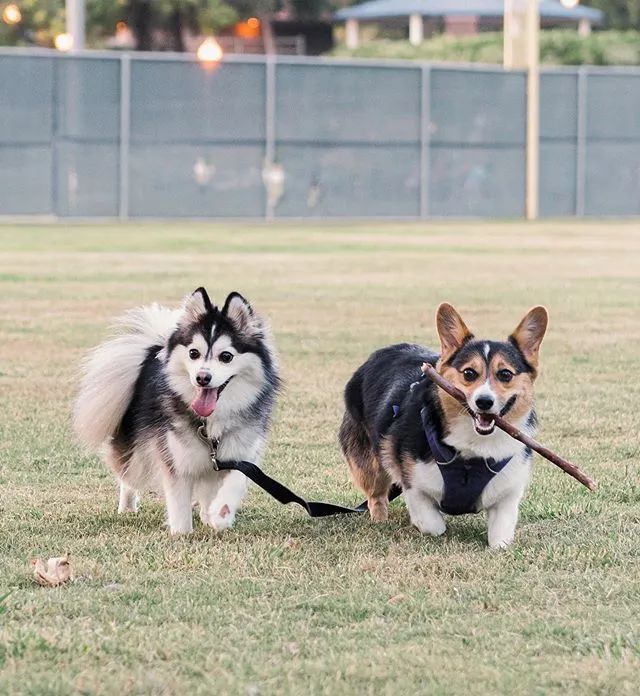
73, 287, 279, 534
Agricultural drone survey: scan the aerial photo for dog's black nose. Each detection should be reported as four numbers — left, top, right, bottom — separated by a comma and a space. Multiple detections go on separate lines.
475, 396, 494, 412
196, 371, 212, 387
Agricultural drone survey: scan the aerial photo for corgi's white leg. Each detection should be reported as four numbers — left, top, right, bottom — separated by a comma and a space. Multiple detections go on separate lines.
161, 474, 194, 535
404, 487, 446, 537
117, 481, 139, 513
487, 495, 521, 549
207, 470, 249, 531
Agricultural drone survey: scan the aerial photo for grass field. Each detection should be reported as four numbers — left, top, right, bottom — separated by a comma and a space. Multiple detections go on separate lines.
1, 221, 639, 695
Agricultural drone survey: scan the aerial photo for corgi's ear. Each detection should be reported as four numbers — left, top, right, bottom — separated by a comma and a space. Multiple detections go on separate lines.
222, 292, 263, 337
509, 306, 548, 371
436, 303, 473, 363
182, 287, 214, 321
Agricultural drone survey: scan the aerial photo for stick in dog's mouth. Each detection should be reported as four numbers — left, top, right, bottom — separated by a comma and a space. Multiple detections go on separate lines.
473, 412, 496, 436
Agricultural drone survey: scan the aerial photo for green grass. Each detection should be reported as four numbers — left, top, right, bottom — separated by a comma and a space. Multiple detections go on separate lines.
1, 221, 639, 695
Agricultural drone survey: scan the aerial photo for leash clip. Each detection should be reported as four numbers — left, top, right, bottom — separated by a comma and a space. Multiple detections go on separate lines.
197, 424, 219, 471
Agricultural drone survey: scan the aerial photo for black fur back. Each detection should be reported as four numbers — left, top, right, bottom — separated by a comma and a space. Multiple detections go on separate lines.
342, 343, 442, 458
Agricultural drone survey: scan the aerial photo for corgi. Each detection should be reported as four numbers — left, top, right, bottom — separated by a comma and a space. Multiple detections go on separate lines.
339, 304, 548, 548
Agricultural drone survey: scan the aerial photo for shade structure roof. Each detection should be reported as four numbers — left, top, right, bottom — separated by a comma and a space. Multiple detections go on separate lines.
335, 0, 604, 23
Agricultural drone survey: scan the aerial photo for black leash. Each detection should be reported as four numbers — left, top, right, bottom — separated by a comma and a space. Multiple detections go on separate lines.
197, 425, 402, 518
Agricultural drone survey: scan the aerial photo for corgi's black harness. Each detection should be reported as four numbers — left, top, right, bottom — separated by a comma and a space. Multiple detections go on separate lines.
420, 408, 512, 515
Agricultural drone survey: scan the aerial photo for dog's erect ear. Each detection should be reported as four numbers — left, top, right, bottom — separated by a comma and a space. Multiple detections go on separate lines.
222, 292, 263, 336
509, 306, 548, 371
436, 303, 473, 363
182, 287, 214, 321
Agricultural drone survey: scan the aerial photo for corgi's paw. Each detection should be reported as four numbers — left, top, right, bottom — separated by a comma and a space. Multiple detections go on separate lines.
413, 514, 446, 537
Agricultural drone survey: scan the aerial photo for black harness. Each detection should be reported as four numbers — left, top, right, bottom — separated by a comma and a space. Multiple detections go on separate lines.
419, 408, 511, 515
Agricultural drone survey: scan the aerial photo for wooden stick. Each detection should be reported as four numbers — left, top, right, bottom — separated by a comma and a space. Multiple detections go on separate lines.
421, 362, 597, 492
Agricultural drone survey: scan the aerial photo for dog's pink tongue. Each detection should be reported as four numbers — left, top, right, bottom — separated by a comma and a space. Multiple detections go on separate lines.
191, 388, 218, 418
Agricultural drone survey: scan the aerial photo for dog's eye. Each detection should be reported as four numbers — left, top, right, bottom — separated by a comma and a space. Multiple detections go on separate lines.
219, 351, 234, 364
496, 369, 514, 383
188, 348, 201, 360
462, 368, 478, 382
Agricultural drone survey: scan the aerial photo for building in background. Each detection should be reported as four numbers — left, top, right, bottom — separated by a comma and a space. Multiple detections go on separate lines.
335, 0, 604, 48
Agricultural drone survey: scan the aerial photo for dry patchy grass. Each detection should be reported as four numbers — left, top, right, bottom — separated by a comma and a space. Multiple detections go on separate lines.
0, 221, 639, 695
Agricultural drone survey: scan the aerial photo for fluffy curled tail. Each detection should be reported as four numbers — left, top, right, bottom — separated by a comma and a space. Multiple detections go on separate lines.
73, 303, 178, 450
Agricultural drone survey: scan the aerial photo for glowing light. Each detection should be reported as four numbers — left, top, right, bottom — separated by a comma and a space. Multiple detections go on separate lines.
54, 32, 73, 52
560, 0, 580, 8
236, 17, 261, 39
2, 3, 22, 25
197, 37, 223, 64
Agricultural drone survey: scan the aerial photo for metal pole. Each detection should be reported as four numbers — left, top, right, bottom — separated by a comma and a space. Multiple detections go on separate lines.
119, 53, 131, 220
264, 56, 276, 220
575, 67, 587, 217
525, 0, 540, 220
419, 65, 431, 219
66, 0, 85, 50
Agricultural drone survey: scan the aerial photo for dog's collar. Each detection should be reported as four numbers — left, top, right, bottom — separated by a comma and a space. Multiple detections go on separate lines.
197, 424, 220, 470
192, 376, 234, 464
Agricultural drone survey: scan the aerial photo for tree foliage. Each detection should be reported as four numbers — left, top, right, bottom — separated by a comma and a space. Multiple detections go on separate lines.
0, 0, 239, 48
590, 0, 640, 31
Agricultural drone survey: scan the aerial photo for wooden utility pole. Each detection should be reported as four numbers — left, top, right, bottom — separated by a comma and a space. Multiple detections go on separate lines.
504, 0, 539, 220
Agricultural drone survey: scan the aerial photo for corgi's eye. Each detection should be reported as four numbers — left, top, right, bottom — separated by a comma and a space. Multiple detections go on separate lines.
497, 369, 514, 383
462, 368, 478, 382
219, 351, 234, 364
188, 349, 201, 360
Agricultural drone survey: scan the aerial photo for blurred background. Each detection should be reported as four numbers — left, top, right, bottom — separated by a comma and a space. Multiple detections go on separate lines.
1, 0, 639, 219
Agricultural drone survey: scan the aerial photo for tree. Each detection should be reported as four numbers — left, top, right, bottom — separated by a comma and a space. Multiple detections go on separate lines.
0, 0, 238, 49
589, 1, 640, 30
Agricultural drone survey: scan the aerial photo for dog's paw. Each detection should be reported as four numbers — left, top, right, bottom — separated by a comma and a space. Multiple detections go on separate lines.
199, 507, 211, 526
412, 513, 446, 537
368, 500, 389, 522
117, 492, 139, 514
488, 537, 514, 550
206, 504, 236, 532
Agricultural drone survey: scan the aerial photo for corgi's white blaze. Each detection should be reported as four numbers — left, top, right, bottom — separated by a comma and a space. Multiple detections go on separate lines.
404, 411, 534, 548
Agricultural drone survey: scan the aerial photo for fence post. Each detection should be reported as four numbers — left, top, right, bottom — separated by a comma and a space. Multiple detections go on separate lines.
525, 0, 540, 220
575, 67, 587, 217
420, 64, 431, 219
264, 55, 276, 220
50, 55, 59, 218
119, 52, 131, 220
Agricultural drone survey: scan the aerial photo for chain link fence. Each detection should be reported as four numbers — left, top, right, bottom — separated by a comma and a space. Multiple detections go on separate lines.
1, 49, 639, 219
